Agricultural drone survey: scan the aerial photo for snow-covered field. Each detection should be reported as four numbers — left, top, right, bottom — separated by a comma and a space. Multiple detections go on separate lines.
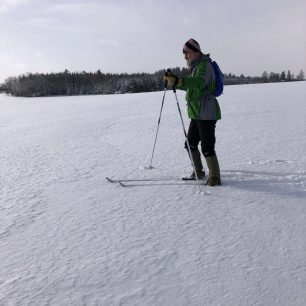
1, 82, 306, 306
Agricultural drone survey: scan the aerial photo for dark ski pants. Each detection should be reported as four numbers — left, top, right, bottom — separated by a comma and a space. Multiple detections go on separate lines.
184, 119, 217, 157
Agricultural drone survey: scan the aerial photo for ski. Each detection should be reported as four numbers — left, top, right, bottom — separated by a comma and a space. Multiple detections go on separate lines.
118, 181, 203, 187
106, 176, 179, 183
106, 177, 204, 187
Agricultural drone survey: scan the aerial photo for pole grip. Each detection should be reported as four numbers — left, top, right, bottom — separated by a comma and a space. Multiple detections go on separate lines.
164, 80, 168, 88
166, 69, 177, 92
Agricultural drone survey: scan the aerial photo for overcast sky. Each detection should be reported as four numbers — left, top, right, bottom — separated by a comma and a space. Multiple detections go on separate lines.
0, 0, 305, 82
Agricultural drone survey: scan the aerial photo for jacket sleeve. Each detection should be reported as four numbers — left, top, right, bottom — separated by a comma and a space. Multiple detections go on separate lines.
178, 61, 207, 90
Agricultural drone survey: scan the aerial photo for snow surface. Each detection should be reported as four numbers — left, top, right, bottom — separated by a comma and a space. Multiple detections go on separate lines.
1, 82, 306, 306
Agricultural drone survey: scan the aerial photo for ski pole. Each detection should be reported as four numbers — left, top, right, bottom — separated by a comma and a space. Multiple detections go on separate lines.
146, 81, 167, 169
171, 85, 201, 191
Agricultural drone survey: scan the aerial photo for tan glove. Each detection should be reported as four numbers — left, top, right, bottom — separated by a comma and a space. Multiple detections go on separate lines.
163, 70, 182, 87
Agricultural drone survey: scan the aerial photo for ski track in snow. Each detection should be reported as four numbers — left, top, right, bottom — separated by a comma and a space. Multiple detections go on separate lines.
0, 82, 306, 305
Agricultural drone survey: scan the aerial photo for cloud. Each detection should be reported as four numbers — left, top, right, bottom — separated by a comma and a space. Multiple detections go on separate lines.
0, 0, 29, 13
49, 2, 88, 13
0, 54, 28, 81
34, 51, 43, 59
97, 39, 119, 47
0, 0, 305, 81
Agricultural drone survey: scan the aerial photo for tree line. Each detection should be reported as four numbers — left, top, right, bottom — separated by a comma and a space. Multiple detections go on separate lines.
0, 68, 304, 97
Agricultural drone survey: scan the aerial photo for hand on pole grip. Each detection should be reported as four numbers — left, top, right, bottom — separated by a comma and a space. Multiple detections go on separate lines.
163, 69, 182, 88
164, 78, 168, 88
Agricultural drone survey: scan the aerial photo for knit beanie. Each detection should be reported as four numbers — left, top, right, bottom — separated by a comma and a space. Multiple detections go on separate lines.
183, 38, 201, 53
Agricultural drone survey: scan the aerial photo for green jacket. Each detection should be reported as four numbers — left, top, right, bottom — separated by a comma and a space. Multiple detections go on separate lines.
178, 54, 221, 120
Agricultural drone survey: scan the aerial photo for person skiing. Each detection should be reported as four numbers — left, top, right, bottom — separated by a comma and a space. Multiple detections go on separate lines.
164, 38, 221, 186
